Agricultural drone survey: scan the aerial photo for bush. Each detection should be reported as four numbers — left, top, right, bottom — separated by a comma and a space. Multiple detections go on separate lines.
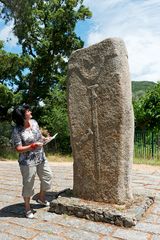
0, 120, 16, 159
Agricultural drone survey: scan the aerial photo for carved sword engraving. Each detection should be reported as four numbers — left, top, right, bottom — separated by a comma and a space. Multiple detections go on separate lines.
87, 84, 101, 179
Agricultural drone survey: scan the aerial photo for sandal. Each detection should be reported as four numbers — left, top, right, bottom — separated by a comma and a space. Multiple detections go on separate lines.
37, 199, 50, 207
25, 210, 34, 219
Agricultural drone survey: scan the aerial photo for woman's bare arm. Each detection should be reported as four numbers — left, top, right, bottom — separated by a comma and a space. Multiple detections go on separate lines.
16, 142, 43, 153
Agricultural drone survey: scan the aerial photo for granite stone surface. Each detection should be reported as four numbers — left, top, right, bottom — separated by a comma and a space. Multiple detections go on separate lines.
67, 38, 134, 204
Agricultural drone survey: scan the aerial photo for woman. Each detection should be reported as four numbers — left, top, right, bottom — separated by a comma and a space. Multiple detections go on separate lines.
12, 104, 53, 219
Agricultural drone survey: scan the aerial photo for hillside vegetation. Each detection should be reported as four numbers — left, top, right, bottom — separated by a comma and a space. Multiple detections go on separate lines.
132, 81, 156, 100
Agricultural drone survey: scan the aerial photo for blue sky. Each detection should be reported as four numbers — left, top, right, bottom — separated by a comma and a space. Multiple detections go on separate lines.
1, 0, 160, 82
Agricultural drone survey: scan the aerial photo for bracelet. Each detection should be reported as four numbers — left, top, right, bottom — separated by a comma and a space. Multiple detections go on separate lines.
30, 143, 36, 149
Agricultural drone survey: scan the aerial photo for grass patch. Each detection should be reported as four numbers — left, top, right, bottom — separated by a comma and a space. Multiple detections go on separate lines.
1, 148, 160, 165
133, 157, 160, 166
0, 149, 73, 162
47, 153, 73, 162
0, 149, 18, 161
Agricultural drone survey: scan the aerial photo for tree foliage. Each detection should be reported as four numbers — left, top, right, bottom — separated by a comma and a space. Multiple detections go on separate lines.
39, 86, 70, 153
0, 83, 14, 107
0, 40, 30, 89
0, 0, 92, 103
134, 82, 160, 130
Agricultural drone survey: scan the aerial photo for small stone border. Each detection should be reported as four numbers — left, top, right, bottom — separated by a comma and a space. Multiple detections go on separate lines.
49, 189, 155, 228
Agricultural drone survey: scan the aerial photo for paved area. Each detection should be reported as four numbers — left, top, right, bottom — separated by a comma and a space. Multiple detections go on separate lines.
0, 161, 160, 240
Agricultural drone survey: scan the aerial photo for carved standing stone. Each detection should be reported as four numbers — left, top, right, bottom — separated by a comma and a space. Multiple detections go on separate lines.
67, 38, 134, 204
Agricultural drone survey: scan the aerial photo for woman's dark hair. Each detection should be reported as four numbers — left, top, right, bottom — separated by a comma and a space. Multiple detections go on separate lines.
12, 104, 30, 127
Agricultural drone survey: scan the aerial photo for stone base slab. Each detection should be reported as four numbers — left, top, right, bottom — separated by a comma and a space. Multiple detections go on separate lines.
49, 189, 155, 228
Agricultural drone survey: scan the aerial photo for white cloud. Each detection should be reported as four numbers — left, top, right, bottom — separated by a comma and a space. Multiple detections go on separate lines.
0, 21, 18, 48
83, 0, 160, 82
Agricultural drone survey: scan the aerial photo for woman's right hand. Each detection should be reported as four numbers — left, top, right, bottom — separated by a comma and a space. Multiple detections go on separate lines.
30, 142, 43, 149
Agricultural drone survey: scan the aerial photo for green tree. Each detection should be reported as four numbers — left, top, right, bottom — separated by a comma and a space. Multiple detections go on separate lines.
39, 86, 70, 153
0, 40, 30, 90
0, 83, 14, 120
0, 0, 92, 104
0, 83, 24, 120
134, 82, 160, 130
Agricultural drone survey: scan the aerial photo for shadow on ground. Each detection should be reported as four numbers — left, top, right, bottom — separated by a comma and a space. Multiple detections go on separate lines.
0, 188, 70, 218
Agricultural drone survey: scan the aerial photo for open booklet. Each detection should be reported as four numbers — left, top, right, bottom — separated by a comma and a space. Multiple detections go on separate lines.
43, 133, 58, 145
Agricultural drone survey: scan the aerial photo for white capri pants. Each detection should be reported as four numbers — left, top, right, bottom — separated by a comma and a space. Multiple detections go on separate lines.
20, 161, 53, 197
